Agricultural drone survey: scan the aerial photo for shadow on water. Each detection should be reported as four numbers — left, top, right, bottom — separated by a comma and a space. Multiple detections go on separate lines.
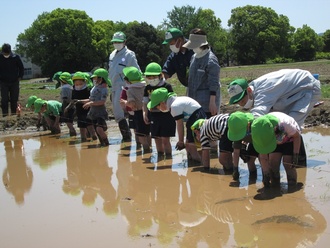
0, 126, 329, 247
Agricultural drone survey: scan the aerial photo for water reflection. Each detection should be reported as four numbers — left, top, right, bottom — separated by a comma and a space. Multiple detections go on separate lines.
2, 139, 33, 205
32, 134, 67, 169
0, 127, 329, 247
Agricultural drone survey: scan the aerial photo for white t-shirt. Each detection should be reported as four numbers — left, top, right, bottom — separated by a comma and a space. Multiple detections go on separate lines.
168, 96, 201, 122
269, 112, 300, 144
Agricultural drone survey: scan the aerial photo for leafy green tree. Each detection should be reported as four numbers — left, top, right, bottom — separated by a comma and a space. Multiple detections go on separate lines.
228, 5, 293, 65
292, 24, 324, 61
93, 20, 115, 68
322, 29, 330, 52
17, 8, 101, 76
162, 5, 200, 37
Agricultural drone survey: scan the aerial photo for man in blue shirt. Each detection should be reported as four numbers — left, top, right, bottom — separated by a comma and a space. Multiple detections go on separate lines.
162, 28, 194, 87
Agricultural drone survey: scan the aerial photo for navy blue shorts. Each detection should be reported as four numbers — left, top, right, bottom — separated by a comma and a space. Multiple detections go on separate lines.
186, 108, 207, 143
273, 142, 293, 155
128, 114, 135, 129
88, 117, 107, 131
150, 111, 176, 138
77, 114, 92, 128
133, 110, 150, 136
219, 127, 233, 153
61, 105, 75, 123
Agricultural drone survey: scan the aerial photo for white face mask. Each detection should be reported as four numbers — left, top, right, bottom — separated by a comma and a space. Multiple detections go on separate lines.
93, 79, 99, 86
3, 54, 10, 58
243, 98, 254, 109
114, 43, 124, 51
169, 39, 180, 53
193, 47, 203, 54
160, 109, 169, 113
146, 78, 159, 87
75, 85, 86, 91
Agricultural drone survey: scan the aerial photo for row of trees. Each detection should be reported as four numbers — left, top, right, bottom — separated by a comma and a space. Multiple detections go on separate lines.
17, 5, 330, 76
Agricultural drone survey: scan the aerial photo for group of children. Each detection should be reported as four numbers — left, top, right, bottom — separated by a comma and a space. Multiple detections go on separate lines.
27, 68, 111, 146
188, 110, 302, 188
27, 63, 180, 158
26, 65, 320, 191
145, 68, 320, 189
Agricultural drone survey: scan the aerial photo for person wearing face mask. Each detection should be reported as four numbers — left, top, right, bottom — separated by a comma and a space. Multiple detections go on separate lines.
108, 31, 140, 142
147, 88, 207, 163
142, 62, 176, 158
182, 28, 221, 118
0, 43, 24, 117
80, 68, 111, 147
68, 71, 97, 142
162, 28, 194, 87
59, 72, 76, 136
120, 66, 151, 153
228, 69, 321, 167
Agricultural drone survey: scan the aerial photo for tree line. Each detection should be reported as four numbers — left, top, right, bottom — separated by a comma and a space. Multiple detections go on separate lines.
16, 5, 330, 77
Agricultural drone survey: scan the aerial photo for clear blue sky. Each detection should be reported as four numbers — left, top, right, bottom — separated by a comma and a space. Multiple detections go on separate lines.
2, 0, 329, 49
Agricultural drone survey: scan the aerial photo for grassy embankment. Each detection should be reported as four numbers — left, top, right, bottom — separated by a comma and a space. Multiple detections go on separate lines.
19, 60, 330, 107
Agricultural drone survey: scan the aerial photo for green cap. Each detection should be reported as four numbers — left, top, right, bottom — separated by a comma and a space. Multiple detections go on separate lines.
34, 98, 46, 113
111, 31, 126, 42
123, 67, 144, 83
190, 119, 206, 147
162, 28, 183, 44
72, 71, 86, 81
83, 72, 93, 88
144, 62, 162, 76
147, 88, 174, 109
227, 111, 254, 141
52, 71, 63, 89
52, 71, 62, 81
91, 68, 111, 87
191, 119, 206, 131
251, 114, 279, 154
228, 79, 248, 104
26, 95, 38, 108
59, 72, 73, 86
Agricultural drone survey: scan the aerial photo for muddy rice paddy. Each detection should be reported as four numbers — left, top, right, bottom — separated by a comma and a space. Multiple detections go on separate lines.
0, 122, 330, 248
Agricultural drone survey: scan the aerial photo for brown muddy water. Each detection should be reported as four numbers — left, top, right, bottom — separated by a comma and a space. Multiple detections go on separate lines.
1, 123, 330, 248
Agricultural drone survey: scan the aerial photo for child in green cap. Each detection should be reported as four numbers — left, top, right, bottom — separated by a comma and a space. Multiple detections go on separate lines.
147, 88, 206, 162
227, 111, 258, 181
59, 72, 76, 136
142, 62, 176, 157
120, 66, 151, 153
69, 71, 97, 142
251, 111, 302, 187
33, 98, 62, 134
80, 68, 110, 147
26, 95, 48, 131
191, 114, 232, 172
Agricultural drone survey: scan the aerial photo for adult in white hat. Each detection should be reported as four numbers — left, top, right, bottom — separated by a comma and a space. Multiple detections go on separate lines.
183, 28, 221, 118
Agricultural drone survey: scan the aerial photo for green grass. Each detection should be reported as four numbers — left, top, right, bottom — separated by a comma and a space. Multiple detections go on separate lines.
321, 84, 330, 98
20, 60, 330, 104
19, 81, 60, 102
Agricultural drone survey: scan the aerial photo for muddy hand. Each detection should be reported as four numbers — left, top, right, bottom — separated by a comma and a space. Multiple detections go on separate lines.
175, 141, 185, 151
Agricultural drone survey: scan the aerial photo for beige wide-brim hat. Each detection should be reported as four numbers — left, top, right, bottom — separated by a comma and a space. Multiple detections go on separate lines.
182, 34, 208, 49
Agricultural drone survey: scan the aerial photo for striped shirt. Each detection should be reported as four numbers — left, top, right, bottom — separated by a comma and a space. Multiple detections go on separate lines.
200, 114, 229, 148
